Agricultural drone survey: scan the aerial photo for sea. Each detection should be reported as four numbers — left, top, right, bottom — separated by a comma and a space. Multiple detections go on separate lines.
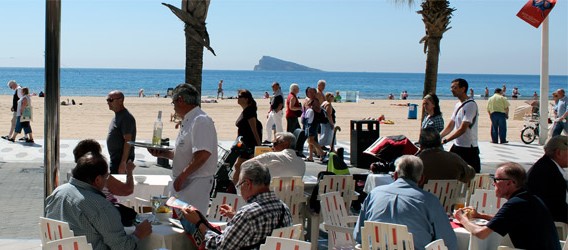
0, 67, 566, 100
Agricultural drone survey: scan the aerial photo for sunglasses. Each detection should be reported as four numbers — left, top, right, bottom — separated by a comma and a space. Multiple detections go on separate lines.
490, 176, 511, 183
106, 97, 122, 102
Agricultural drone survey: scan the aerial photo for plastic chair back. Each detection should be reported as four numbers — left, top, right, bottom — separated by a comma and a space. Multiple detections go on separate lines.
271, 176, 305, 225
465, 173, 492, 206
423, 179, 460, 213
318, 175, 355, 210
556, 222, 568, 242
39, 217, 75, 246
260, 236, 311, 250
320, 192, 356, 249
271, 224, 303, 240
206, 192, 245, 222
361, 221, 415, 250
469, 189, 507, 214
43, 236, 92, 250
425, 239, 448, 250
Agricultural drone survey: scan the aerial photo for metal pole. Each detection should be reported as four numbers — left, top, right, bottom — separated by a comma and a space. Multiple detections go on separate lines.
44, 0, 61, 209
538, 17, 550, 145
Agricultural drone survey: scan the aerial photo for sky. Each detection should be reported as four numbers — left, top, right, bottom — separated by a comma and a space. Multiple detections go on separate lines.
1, 0, 567, 75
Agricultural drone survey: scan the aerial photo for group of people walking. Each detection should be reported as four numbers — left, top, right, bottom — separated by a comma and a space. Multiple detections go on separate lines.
2, 80, 34, 143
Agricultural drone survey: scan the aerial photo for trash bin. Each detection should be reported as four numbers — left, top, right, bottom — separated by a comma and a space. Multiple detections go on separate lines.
350, 120, 380, 169
157, 138, 171, 168
408, 104, 418, 119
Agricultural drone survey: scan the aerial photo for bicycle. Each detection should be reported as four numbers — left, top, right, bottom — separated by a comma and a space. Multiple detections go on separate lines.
521, 114, 539, 144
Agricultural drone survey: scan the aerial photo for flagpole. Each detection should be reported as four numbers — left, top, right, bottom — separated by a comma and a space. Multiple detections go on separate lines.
538, 16, 549, 145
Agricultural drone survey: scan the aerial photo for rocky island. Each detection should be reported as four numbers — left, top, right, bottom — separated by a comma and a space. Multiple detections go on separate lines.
253, 56, 322, 71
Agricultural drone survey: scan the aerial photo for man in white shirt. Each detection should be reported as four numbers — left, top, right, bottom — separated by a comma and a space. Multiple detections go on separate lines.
3, 80, 23, 140
249, 132, 305, 177
148, 83, 218, 212
440, 78, 480, 173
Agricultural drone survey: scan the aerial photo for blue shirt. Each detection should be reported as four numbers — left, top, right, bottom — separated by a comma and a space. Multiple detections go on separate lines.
45, 178, 139, 250
557, 95, 568, 119
354, 178, 458, 250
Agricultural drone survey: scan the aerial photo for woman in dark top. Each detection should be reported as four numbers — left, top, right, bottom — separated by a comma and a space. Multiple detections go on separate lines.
232, 89, 262, 183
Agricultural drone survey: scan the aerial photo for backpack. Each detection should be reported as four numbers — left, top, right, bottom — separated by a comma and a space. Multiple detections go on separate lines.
315, 109, 328, 124
326, 148, 350, 175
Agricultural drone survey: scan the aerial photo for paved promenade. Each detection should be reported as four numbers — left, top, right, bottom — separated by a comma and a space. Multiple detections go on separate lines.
0, 138, 544, 249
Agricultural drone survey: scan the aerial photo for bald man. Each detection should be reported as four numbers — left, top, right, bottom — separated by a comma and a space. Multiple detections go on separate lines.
106, 90, 137, 174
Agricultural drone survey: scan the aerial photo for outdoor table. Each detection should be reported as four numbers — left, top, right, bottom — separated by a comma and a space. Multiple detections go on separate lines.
452, 221, 505, 250
125, 222, 194, 250
363, 174, 394, 193
114, 174, 172, 204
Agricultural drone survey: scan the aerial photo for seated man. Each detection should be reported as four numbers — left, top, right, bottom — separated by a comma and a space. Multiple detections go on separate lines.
45, 152, 152, 250
248, 132, 305, 177
417, 127, 476, 185
527, 135, 567, 223
182, 160, 292, 249
454, 162, 560, 250
353, 155, 457, 250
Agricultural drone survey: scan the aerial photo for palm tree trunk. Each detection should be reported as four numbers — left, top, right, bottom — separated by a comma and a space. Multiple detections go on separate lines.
423, 36, 441, 97
185, 24, 204, 92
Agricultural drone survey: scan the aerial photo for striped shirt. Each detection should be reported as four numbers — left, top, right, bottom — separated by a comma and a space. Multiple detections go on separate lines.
205, 191, 292, 250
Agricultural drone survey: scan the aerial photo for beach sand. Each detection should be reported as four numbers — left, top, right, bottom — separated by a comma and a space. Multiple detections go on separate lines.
0, 95, 537, 143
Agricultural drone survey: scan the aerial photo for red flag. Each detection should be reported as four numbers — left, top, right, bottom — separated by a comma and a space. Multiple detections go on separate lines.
517, 0, 557, 28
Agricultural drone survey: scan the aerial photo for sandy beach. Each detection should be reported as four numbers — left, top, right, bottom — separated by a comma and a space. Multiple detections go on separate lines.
0, 95, 539, 143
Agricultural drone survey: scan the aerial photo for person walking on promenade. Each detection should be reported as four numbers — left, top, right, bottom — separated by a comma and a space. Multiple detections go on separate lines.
303, 98, 325, 162
285, 83, 302, 133
552, 88, 568, 136
264, 82, 284, 143
454, 162, 560, 250
315, 80, 326, 104
421, 93, 444, 133
2, 80, 23, 141
319, 92, 336, 150
106, 90, 136, 174
232, 89, 262, 184
440, 78, 481, 173
8, 87, 34, 143
148, 83, 218, 213
217, 80, 224, 99
487, 88, 510, 144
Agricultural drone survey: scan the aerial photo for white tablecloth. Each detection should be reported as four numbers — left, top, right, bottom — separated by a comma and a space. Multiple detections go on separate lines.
114, 174, 172, 204
126, 223, 195, 250
363, 174, 393, 193
454, 227, 504, 250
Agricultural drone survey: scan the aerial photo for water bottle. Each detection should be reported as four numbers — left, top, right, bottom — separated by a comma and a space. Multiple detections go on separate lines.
152, 111, 163, 145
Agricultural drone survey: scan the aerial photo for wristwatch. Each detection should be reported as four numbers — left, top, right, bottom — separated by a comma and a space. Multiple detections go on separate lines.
442, 138, 449, 144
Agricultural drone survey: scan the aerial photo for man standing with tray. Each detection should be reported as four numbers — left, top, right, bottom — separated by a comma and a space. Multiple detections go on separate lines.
148, 83, 218, 213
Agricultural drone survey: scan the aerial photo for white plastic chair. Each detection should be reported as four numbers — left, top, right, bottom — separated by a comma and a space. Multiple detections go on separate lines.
423, 179, 460, 213
271, 176, 306, 225
320, 192, 358, 250
39, 217, 75, 246
260, 236, 311, 250
271, 224, 303, 240
556, 222, 568, 242
468, 189, 507, 214
465, 173, 492, 206
43, 235, 92, 250
360, 221, 414, 250
562, 234, 568, 250
206, 192, 245, 223
425, 239, 448, 250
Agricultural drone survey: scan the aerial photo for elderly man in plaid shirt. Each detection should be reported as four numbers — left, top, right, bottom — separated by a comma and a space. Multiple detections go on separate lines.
182, 159, 292, 249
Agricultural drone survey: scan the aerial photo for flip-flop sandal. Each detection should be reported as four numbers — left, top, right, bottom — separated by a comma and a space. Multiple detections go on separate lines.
304, 158, 314, 162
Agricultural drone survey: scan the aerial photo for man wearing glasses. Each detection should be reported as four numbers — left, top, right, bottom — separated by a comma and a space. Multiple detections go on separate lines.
454, 162, 560, 249
45, 152, 152, 250
106, 90, 136, 174
248, 132, 305, 177
148, 83, 217, 213
181, 160, 292, 249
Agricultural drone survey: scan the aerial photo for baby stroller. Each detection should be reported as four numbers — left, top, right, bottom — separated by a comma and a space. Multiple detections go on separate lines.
521, 113, 540, 144
211, 136, 249, 197
363, 135, 419, 173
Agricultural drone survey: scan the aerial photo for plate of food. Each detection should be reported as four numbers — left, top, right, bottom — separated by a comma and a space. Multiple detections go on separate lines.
128, 141, 174, 150
452, 218, 488, 226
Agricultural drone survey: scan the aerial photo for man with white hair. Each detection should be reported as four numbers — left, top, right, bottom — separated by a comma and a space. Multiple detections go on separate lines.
354, 155, 457, 250
527, 135, 568, 223
248, 132, 305, 177
2, 80, 23, 141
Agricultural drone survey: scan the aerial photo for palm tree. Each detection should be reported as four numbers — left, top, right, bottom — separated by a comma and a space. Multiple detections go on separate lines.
163, 0, 216, 94
396, 0, 454, 123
